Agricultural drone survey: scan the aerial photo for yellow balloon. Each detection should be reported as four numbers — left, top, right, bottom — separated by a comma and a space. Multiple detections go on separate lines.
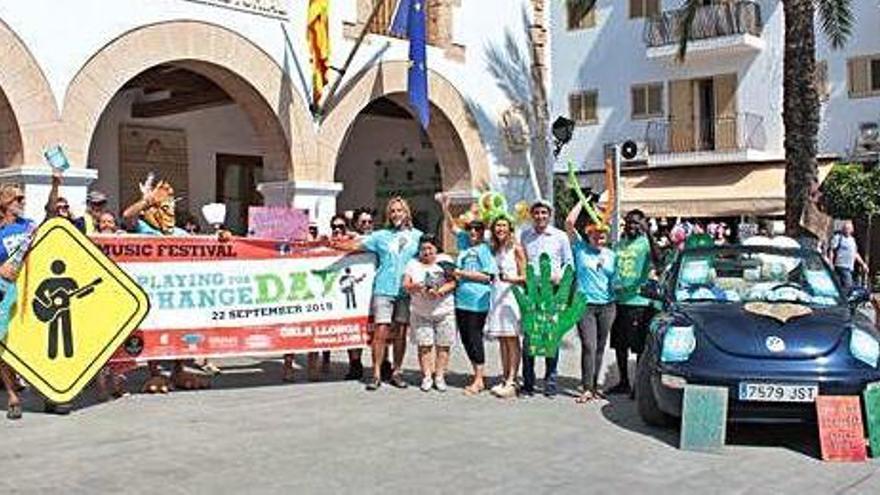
514, 200, 530, 223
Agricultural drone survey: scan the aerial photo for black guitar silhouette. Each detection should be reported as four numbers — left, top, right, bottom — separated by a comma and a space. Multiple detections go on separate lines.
33, 277, 103, 323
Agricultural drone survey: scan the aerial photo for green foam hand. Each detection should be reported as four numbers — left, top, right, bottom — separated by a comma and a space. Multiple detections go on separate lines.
513, 253, 588, 357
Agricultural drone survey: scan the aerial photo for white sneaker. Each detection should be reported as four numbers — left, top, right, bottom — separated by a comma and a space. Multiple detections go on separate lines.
490, 382, 504, 395
434, 375, 448, 392
420, 376, 433, 392
496, 382, 517, 399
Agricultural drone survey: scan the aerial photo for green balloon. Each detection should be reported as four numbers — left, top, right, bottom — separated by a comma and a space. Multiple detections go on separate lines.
513, 253, 587, 357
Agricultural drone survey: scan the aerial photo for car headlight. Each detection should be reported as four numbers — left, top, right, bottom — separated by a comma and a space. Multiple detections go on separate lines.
661, 326, 696, 363
850, 328, 880, 368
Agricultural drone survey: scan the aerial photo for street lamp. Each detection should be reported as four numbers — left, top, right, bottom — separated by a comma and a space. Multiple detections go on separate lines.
551, 116, 575, 157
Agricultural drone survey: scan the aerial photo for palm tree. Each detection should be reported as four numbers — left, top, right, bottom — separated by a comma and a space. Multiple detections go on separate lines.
677, 0, 853, 236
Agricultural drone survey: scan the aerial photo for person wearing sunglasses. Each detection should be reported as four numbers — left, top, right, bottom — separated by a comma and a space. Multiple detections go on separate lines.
0, 172, 73, 418
350, 207, 394, 381
353, 208, 374, 236
53, 198, 72, 219
331, 214, 371, 381
453, 219, 497, 395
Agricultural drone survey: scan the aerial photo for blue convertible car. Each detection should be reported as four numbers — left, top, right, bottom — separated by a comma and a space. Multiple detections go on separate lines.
637, 241, 878, 425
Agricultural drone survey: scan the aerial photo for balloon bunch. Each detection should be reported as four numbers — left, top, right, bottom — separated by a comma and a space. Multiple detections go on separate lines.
466, 191, 530, 226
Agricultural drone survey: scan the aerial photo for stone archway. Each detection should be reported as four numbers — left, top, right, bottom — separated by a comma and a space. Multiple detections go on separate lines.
61, 20, 316, 176
0, 18, 59, 166
319, 61, 489, 192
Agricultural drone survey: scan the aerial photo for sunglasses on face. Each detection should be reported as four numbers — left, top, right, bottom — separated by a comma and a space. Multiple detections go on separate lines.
56, 204, 70, 210
331, 224, 347, 230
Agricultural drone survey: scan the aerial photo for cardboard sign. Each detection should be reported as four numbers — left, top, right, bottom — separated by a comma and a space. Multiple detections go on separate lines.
863, 383, 880, 458
247, 207, 309, 241
0, 219, 149, 403
816, 396, 868, 462
680, 385, 728, 453
800, 202, 833, 240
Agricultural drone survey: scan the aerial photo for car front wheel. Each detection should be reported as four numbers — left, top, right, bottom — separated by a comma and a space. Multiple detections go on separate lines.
636, 339, 676, 428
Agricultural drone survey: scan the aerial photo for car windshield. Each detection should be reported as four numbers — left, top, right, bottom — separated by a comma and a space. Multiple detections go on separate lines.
673, 246, 841, 307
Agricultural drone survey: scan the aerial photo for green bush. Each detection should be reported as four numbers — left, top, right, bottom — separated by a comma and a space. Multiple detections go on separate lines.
822, 164, 880, 219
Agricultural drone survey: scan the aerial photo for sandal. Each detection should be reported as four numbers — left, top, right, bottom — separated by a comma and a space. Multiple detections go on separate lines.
173, 371, 210, 390
389, 373, 408, 389
6, 402, 22, 420
575, 391, 594, 404
199, 362, 222, 376
142, 375, 171, 394
365, 378, 381, 391
463, 383, 485, 396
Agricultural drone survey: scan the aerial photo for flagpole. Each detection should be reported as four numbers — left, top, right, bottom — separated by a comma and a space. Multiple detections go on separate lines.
317, 0, 388, 118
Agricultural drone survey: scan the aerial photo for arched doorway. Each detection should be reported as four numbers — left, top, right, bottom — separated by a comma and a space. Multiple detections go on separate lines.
0, 18, 59, 167
323, 62, 489, 239
86, 62, 289, 234
335, 97, 445, 234
0, 87, 23, 168
62, 21, 315, 233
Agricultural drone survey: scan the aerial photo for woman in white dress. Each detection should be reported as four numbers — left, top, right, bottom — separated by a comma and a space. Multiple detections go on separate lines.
486, 215, 526, 398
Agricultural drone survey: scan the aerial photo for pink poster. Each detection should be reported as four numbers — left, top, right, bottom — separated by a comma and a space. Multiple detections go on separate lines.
247, 207, 309, 241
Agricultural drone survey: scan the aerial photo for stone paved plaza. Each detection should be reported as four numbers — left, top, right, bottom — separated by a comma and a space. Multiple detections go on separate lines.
2, 327, 880, 495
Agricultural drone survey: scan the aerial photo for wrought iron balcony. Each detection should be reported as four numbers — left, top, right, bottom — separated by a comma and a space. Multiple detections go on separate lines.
645, 112, 766, 158
643, 1, 763, 57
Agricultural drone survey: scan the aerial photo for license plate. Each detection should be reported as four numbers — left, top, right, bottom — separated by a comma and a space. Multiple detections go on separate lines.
738, 382, 818, 403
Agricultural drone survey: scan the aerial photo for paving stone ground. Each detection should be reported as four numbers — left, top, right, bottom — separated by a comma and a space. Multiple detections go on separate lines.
2, 317, 880, 494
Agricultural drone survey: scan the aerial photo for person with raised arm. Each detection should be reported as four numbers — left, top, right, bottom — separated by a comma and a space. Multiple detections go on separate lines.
332, 197, 422, 390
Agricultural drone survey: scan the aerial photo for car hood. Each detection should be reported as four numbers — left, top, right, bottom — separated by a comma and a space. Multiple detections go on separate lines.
677, 304, 853, 359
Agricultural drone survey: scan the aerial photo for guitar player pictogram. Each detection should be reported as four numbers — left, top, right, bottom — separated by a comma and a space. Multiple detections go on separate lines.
33, 260, 103, 359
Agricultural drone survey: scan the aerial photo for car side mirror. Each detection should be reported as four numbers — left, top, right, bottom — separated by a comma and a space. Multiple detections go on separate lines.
641, 280, 665, 301
848, 286, 871, 306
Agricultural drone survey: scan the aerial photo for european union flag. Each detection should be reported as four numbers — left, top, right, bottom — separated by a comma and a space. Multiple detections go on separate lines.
390, 0, 429, 129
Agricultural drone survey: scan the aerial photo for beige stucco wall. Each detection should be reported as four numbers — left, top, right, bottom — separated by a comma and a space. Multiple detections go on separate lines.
0, 20, 489, 194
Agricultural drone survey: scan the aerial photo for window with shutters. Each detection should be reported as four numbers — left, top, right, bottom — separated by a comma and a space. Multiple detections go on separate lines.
631, 83, 664, 119
365, 0, 446, 46
567, 0, 596, 30
848, 56, 880, 98
569, 91, 598, 125
629, 0, 660, 19
815, 60, 830, 102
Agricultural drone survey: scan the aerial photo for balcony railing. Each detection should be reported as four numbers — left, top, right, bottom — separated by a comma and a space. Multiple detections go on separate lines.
645, 112, 766, 156
643, 1, 763, 49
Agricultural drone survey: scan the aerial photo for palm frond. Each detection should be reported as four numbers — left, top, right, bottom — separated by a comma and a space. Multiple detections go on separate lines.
817, 0, 853, 49
676, 0, 701, 61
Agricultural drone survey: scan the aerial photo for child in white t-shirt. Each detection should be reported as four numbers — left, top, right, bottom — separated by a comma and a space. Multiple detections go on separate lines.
402, 234, 457, 392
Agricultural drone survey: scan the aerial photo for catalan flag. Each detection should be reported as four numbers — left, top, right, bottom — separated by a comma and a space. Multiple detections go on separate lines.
307, 0, 331, 107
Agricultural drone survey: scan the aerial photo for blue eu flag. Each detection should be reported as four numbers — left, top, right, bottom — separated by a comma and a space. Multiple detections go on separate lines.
390, 0, 429, 129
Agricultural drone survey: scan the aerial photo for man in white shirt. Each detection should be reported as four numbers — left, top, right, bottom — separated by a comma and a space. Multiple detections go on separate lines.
519, 200, 573, 397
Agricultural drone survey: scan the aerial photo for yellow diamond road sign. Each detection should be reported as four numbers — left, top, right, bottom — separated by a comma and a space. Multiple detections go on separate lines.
0, 218, 149, 403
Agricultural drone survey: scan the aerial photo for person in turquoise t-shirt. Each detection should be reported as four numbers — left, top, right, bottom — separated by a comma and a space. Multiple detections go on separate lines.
565, 201, 616, 404
454, 219, 497, 395
334, 197, 422, 391
607, 209, 660, 397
